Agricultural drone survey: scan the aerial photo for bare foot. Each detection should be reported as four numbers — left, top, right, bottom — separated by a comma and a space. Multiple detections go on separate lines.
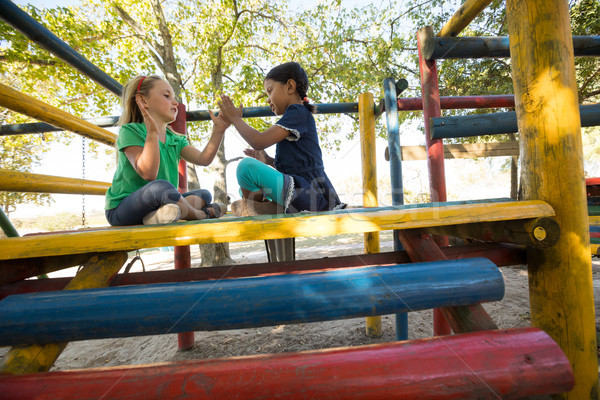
231, 199, 283, 217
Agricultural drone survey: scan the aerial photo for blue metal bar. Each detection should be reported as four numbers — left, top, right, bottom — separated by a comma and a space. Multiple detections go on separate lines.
0, 258, 503, 345
0, 116, 119, 136
187, 102, 359, 121
426, 35, 600, 60
1, 103, 360, 136
0, 0, 123, 97
383, 77, 408, 341
431, 103, 600, 139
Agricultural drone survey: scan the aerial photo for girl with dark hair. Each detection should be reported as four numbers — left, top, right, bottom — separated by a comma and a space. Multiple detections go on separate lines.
105, 75, 228, 226
219, 62, 344, 215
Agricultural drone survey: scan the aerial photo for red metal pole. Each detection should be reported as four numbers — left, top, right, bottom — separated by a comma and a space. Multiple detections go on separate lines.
397, 95, 515, 111
171, 102, 194, 351
418, 27, 451, 336
0, 328, 573, 400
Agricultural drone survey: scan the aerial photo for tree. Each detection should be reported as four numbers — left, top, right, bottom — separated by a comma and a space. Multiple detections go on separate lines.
0, 4, 124, 216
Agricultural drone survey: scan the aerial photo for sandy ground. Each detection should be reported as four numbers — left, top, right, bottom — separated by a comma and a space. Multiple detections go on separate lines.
1, 232, 599, 374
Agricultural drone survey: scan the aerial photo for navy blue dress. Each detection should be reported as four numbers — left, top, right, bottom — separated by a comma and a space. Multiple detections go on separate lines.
273, 104, 343, 213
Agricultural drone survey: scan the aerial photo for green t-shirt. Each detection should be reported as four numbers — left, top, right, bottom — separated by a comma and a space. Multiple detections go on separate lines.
105, 123, 190, 210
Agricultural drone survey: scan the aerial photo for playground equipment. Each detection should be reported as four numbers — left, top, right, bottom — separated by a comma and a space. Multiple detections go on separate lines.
0, 0, 597, 398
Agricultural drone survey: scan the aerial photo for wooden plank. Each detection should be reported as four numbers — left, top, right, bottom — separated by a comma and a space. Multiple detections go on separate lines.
0, 251, 127, 374
0, 200, 555, 261
0, 169, 110, 195
0, 258, 503, 345
507, 0, 599, 397
0, 81, 117, 146
400, 141, 519, 161
0, 328, 574, 400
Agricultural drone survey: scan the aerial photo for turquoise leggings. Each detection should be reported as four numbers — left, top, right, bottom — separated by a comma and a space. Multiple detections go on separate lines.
236, 158, 285, 205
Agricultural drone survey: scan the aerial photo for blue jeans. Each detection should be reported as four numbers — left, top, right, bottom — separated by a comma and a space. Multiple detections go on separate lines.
105, 179, 212, 226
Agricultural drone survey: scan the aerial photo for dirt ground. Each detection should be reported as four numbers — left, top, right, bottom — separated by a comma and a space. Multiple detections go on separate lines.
1, 232, 599, 374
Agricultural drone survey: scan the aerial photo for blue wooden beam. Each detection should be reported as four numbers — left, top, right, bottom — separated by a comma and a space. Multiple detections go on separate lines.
424, 35, 600, 60
0, 258, 503, 345
431, 103, 600, 139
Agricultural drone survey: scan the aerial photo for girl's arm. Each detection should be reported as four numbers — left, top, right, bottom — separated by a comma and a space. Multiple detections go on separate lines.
123, 96, 161, 181
219, 95, 289, 150
180, 110, 228, 166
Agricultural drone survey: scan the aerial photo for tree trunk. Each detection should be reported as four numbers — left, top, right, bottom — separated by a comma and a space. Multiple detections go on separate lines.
197, 46, 233, 266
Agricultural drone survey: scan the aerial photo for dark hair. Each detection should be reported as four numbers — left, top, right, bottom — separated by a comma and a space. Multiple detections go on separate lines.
265, 62, 314, 113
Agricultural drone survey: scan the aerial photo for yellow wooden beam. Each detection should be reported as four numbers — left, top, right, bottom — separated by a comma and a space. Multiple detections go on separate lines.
589, 216, 600, 225
0, 200, 554, 261
507, 0, 598, 398
359, 92, 382, 338
0, 81, 117, 146
438, 0, 494, 37
0, 251, 127, 374
0, 169, 110, 195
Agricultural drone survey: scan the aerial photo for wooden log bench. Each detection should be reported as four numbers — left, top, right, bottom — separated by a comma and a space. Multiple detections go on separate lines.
0, 327, 574, 400
0, 257, 503, 345
0, 200, 555, 263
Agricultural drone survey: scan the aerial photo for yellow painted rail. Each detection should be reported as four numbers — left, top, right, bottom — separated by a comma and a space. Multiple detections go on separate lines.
0, 81, 117, 146
589, 216, 600, 225
438, 0, 493, 37
0, 200, 554, 261
0, 169, 110, 195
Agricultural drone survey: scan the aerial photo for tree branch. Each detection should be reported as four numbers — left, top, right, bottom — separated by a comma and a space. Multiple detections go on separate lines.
113, 5, 164, 68
225, 156, 244, 167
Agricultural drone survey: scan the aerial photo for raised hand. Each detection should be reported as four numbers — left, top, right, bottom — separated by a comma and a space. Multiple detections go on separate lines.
218, 94, 243, 123
209, 109, 231, 132
243, 148, 270, 164
135, 95, 159, 138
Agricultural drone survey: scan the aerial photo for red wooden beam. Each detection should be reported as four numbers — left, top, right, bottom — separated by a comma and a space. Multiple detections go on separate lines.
0, 244, 525, 300
0, 328, 573, 400
398, 230, 498, 333
397, 95, 515, 111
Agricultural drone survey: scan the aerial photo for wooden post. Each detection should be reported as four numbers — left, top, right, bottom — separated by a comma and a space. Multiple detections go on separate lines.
171, 102, 194, 351
417, 26, 451, 336
507, 0, 598, 398
359, 92, 382, 338
0, 251, 127, 374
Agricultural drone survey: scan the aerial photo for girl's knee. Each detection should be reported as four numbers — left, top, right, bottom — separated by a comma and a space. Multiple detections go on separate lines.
143, 180, 180, 204
236, 157, 260, 178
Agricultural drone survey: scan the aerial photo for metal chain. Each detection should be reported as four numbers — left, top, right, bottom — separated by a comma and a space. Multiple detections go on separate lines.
81, 136, 86, 228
